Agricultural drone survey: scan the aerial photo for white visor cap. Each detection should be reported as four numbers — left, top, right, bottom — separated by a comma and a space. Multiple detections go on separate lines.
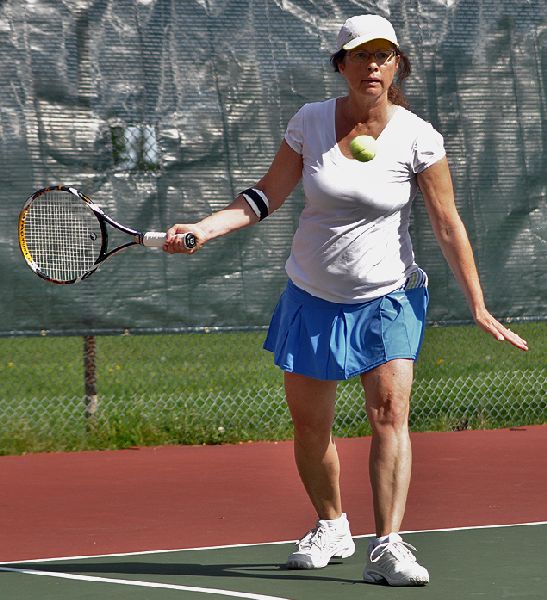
336, 14, 399, 52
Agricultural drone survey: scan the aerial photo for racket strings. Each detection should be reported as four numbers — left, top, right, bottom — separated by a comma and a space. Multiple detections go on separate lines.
24, 191, 102, 281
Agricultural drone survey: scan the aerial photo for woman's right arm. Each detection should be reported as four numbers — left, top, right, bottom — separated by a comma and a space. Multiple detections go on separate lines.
163, 140, 303, 253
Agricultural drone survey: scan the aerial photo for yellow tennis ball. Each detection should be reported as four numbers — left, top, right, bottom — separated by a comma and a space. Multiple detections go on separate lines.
349, 135, 377, 162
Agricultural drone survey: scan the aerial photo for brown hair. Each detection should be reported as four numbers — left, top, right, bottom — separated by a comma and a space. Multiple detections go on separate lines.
329, 48, 412, 108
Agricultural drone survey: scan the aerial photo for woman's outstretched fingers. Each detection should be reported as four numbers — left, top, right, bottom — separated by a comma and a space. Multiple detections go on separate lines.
476, 311, 528, 351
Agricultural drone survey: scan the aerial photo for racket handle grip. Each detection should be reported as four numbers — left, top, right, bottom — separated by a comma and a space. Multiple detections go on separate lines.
142, 231, 197, 250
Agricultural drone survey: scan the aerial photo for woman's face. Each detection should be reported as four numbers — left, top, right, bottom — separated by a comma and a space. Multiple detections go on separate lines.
339, 39, 399, 100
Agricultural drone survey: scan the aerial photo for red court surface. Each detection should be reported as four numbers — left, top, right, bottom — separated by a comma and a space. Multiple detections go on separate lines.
1, 425, 545, 562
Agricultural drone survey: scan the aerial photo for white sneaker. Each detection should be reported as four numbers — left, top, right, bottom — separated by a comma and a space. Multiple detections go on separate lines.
363, 534, 429, 586
286, 514, 355, 569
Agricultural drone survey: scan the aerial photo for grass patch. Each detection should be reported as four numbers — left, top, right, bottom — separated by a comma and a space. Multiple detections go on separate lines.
0, 321, 544, 454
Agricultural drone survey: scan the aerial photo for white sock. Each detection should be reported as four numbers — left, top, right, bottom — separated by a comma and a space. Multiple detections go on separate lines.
319, 513, 348, 531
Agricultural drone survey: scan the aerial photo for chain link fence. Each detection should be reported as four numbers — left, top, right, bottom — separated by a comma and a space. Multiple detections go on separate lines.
1, 322, 544, 455
1, 2, 545, 455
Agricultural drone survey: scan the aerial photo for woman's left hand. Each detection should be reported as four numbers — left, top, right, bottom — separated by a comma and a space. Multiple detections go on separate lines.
474, 308, 529, 351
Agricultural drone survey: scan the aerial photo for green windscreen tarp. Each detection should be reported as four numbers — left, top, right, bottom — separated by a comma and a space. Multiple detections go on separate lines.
1, 0, 545, 335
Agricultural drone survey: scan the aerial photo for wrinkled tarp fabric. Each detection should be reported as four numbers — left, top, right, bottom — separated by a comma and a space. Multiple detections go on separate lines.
1, 0, 544, 334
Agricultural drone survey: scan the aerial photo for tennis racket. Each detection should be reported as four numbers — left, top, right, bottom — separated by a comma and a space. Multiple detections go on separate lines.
18, 185, 196, 284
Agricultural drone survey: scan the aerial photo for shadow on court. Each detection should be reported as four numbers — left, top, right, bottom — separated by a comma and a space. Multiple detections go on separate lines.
5, 559, 358, 584
2, 525, 545, 599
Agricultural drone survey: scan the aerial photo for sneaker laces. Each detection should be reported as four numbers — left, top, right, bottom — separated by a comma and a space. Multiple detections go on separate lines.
370, 540, 418, 564
296, 524, 328, 552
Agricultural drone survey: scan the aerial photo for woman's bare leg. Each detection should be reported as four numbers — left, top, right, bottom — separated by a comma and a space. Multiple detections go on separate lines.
284, 372, 341, 519
361, 359, 414, 536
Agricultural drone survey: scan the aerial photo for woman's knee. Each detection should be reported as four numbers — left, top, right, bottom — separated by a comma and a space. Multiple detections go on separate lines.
291, 417, 333, 445
367, 393, 410, 432
361, 360, 413, 432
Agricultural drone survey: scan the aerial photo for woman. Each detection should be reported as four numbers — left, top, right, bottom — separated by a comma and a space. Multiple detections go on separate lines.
164, 14, 528, 587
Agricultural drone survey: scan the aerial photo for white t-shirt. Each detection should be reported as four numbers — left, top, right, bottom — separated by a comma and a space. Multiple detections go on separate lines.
284, 98, 446, 303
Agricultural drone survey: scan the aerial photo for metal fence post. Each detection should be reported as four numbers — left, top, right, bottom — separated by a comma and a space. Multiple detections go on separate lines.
84, 335, 98, 426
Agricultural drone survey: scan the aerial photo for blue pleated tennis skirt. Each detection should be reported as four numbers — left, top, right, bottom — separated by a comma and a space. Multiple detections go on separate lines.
263, 279, 429, 381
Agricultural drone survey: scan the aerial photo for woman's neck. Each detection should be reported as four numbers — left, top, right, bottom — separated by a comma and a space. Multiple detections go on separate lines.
345, 94, 393, 124
337, 95, 396, 140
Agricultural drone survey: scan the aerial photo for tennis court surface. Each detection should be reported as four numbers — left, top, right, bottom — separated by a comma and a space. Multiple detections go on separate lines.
1, 426, 546, 599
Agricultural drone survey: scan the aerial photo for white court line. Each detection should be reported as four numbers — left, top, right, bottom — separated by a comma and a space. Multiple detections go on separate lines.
398, 520, 547, 536
1, 522, 546, 598
1, 520, 546, 566
0, 538, 298, 565
0, 566, 292, 600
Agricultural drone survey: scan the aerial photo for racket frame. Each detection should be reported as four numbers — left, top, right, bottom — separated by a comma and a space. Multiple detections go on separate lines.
19, 185, 169, 284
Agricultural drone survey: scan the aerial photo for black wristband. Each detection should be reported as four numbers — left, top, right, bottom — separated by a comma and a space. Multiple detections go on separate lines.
241, 188, 269, 221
